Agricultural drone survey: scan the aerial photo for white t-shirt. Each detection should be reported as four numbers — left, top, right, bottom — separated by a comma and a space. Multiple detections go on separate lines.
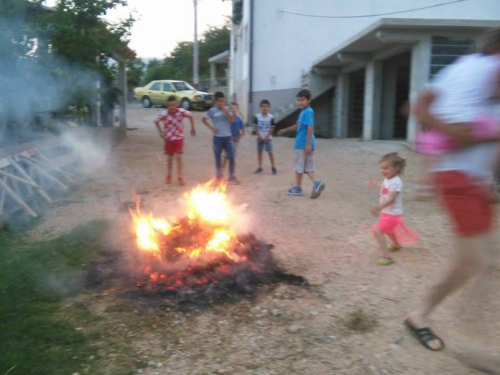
429, 53, 500, 179
380, 176, 403, 216
254, 113, 275, 139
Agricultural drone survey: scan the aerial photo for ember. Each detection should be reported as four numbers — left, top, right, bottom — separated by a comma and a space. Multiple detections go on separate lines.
127, 180, 306, 307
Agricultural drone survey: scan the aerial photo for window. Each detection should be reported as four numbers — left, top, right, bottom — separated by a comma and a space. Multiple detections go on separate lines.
150, 82, 161, 91
430, 36, 474, 77
173, 81, 195, 91
163, 83, 173, 92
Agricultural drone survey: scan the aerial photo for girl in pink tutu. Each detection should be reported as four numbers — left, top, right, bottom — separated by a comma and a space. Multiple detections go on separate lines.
370, 153, 419, 266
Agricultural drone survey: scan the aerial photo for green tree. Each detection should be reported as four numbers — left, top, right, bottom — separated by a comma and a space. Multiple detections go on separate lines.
40, 0, 135, 126
127, 58, 145, 88
141, 23, 230, 86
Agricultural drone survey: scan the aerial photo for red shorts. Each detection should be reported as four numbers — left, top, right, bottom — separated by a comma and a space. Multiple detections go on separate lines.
164, 139, 183, 156
433, 171, 494, 236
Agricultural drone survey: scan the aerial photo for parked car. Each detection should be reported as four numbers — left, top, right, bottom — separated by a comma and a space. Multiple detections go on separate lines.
134, 80, 213, 110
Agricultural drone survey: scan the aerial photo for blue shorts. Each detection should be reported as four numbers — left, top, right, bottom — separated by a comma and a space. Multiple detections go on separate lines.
257, 139, 273, 153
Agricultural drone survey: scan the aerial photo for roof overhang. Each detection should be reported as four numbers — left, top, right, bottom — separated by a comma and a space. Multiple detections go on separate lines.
209, 50, 230, 64
312, 18, 499, 71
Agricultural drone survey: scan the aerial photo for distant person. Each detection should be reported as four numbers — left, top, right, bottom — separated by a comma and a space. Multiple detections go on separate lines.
222, 102, 246, 172
369, 153, 419, 266
254, 99, 277, 175
405, 27, 500, 365
202, 92, 240, 185
154, 95, 196, 186
278, 89, 325, 198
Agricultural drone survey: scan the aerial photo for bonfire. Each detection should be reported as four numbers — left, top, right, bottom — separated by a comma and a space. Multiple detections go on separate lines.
128, 180, 298, 305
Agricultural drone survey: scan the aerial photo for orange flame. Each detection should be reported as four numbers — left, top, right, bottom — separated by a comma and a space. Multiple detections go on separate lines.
130, 180, 241, 263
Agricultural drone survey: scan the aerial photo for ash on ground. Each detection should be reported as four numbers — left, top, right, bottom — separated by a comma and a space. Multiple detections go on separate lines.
86, 234, 307, 312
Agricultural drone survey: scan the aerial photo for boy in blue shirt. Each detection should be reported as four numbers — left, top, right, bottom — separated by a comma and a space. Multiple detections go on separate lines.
202, 92, 240, 184
278, 89, 325, 198
223, 102, 246, 171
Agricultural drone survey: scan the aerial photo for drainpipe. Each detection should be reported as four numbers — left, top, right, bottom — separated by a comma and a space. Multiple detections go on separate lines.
248, 0, 254, 125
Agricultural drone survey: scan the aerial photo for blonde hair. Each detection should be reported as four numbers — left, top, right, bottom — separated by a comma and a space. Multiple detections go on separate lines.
476, 26, 500, 55
380, 152, 406, 175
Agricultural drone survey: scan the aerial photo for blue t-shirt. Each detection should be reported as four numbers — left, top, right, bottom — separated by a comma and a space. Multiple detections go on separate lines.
230, 115, 245, 139
204, 107, 233, 137
295, 107, 316, 150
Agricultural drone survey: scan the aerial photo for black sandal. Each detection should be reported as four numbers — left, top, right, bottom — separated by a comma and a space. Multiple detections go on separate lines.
404, 319, 445, 351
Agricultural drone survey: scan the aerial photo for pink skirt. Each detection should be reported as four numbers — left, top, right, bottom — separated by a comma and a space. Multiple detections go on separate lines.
372, 213, 420, 246
415, 115, 499, 155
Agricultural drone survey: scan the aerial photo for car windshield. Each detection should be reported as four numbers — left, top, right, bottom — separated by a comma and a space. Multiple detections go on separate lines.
173, 82, 195, 91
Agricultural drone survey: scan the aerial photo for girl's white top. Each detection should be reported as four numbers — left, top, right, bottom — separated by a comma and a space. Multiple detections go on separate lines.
429, 53, 500, 179
380, 176, 403, 216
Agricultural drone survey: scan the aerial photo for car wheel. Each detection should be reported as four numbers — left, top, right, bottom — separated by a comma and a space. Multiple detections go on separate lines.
142, 96, 152, 108
180, 98, 191, 110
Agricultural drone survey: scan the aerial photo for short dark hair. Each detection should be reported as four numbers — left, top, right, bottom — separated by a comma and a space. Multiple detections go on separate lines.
296, 89, 311, 100
260, 99, 271, 107
214, 92, 225, 100
167, 95, 177, 102
230, 102, 239, 107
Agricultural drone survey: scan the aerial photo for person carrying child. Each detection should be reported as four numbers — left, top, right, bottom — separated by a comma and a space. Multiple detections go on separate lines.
404, 27, 500, 367
278, 89, 325, 198
154, 95, 196, 186
370, 153, 420, 266
254, 99, 277, 175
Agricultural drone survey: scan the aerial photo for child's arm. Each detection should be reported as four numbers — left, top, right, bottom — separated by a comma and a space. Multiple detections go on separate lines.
264, 118, 275, 142
305, 125, 313, 154
222, 106, 234, 123
154, 121, 164, 139
202, 117, 218, 134
278, 124, 298, 136
189, 116, 196, 136
371, 192, 399, 216
412, 90, 474, 144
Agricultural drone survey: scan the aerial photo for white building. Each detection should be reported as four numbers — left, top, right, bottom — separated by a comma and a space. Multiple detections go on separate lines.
229, 0, 500, 142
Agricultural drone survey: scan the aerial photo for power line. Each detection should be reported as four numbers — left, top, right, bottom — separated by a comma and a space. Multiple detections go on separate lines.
279, 0, 469, 19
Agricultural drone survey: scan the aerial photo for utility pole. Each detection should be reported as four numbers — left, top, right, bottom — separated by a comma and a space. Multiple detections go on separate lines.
193, 0, 199, 88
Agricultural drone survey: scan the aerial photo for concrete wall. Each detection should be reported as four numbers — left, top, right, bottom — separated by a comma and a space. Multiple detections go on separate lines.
231, 0, 500, 119
230, 0, 251, 120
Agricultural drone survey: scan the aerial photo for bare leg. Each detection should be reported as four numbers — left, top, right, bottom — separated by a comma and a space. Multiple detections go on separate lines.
407, 234, 490, 350
295, 173, 303, 188
258, 150, 263, 169
305, 172, 315, 182
176, 154, 183, 182
373, 229, 390, 258
268, 151, 276, 168
166, 155, 174, 183
388, 234, 400, 248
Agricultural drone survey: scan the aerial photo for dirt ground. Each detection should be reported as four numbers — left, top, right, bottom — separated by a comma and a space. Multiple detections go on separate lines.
31, 108, 500, 375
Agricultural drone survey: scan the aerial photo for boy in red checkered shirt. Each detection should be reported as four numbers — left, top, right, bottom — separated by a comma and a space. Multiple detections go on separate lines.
154, 95, 196, 186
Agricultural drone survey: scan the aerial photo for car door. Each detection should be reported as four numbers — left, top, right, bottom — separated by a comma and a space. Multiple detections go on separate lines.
148, 82, 162, 105
162, 82, 175, 103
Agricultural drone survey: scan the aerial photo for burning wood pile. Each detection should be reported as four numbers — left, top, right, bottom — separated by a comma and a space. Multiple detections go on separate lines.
129, 181, 303, 307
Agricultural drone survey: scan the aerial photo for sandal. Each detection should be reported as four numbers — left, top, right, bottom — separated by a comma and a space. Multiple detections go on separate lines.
178, 177, 185, 186
377, 256, 394, 266
404, 319, 445, 351
388, 246, 401, 253
166, 175, 172, 185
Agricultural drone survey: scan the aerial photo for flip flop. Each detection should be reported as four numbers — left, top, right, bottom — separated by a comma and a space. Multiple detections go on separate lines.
404, 319, 445, 351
